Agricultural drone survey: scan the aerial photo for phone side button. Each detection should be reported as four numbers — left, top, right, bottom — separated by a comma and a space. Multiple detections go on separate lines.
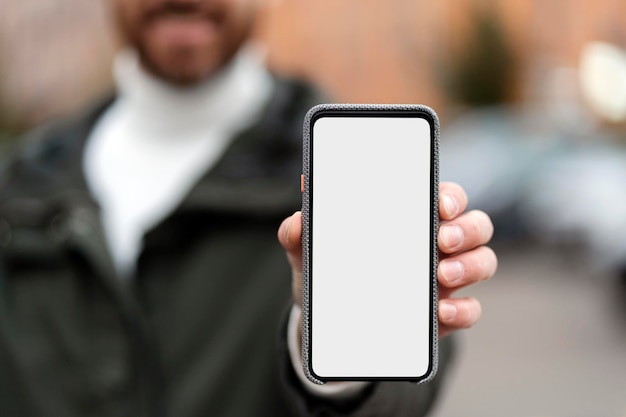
301, 174, 304, 193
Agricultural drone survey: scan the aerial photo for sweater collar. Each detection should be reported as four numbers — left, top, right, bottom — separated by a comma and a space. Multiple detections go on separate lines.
112, 44, 274, 134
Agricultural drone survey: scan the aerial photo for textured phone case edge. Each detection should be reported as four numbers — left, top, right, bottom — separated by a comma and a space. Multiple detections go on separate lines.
301, 103, 440, 385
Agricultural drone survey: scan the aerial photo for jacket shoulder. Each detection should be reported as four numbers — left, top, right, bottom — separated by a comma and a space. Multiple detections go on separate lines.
0, 97, 113, 201
267, 76, 328, 138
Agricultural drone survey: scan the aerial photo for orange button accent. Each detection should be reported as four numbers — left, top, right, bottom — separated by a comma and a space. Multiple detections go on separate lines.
301, 174, 304, 192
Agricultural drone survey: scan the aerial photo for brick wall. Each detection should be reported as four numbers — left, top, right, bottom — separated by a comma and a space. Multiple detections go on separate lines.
1, 0, 625, 127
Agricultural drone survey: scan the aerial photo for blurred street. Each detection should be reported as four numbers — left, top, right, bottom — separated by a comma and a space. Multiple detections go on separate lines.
432, 243, 626, 417
2, 1, 626, 416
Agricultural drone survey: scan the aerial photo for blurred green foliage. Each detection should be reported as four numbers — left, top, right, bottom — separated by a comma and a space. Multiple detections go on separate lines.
442, 7, 516, 106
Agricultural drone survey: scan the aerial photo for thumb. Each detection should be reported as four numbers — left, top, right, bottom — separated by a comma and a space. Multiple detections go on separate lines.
278, 211, 303, 257
278, 211, 303, 304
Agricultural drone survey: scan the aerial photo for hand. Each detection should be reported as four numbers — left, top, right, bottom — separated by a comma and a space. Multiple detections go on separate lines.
277, 182, 497, 339
436, 182, 496, 337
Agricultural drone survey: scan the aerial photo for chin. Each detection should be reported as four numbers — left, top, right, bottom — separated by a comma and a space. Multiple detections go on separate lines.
164, 66, 216, 86
142, 50, 226, 86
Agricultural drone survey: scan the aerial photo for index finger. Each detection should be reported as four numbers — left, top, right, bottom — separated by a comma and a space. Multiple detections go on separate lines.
439, 182, 468, 221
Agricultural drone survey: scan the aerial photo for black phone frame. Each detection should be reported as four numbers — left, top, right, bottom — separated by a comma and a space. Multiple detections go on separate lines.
301, 104, 440, 384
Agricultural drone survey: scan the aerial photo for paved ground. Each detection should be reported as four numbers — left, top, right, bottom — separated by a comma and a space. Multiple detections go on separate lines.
431, 242, 626, 417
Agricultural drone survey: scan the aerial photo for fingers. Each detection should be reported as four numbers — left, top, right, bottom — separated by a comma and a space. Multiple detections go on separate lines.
438, 210, 494, 255
438, 297, 482, 338
439, 182, 468, 221
436, 184, 495, 338
438, 246, 497, 289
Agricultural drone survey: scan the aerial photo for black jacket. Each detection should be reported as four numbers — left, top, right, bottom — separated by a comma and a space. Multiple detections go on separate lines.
0, 77, 453, 417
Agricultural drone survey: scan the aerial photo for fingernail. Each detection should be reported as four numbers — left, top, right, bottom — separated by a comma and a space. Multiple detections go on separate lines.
439, 302, 457, 322
284, 214, 294, 244
441, 260, 464, 284
441, 224, 464, 249
442, 194, 458, 217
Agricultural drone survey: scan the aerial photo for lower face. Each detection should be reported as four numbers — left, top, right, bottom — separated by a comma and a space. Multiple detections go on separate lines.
115, 0, 259, 85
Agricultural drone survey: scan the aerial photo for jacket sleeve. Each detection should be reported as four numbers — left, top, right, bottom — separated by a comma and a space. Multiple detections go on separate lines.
277, 310, 457, 417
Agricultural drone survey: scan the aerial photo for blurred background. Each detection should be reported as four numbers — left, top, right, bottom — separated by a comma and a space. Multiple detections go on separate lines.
1, 0, 625, 416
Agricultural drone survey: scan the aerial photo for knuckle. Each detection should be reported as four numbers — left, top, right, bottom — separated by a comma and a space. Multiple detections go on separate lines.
465, 212, 482, 239
485, 246, 498, 275
468, 210, 493, 243
471, 299, 483, 324
473, 246, 497, 281
461, 298, 482, 328
472, 218, 483, 239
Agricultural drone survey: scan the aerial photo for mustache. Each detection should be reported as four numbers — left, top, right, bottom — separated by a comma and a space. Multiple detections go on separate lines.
144, 0, 222, 21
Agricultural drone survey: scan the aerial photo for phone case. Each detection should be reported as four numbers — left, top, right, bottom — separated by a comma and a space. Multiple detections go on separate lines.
301, 104, 440, 385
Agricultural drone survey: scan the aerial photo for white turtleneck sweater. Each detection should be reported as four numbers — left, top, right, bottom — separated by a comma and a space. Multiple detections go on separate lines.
83, 48, 365, 397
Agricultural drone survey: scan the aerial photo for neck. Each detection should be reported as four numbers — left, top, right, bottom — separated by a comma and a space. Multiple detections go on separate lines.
112, 44, 273, 131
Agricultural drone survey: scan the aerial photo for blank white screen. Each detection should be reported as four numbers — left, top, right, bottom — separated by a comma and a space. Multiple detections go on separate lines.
311, 116, 432, 378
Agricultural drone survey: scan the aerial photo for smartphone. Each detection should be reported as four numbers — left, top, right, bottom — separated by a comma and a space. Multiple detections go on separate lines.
301, 104, 439, 384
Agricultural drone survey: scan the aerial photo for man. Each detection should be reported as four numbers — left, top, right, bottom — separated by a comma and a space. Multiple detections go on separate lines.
0, 0, 497, 416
